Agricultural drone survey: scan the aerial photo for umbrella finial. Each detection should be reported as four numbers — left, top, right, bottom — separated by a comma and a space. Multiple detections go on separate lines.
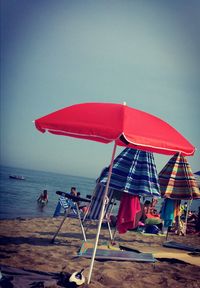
123, 101, 127, 106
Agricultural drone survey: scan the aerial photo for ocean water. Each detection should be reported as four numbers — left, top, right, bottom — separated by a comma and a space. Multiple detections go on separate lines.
0, 166, 96, 219
0, 166, 199, 220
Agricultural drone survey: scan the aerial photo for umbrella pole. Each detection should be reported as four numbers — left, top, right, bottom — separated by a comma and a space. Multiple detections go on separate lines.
87, 142, 117, 284
184, 200, 191, 235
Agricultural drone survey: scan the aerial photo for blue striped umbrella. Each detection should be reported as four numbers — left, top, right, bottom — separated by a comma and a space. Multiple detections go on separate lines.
99, 148, 160, 197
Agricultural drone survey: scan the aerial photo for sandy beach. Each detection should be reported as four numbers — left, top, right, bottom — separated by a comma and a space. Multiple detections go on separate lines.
0, 216, 200, 288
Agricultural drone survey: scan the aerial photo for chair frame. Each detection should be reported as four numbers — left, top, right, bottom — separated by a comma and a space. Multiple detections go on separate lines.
51, 186, 120, 243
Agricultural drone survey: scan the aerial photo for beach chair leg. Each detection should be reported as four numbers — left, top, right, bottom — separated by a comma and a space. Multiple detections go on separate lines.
53, 201, 62, 217
83, 220, 92, 234
51, 212, 69, 243
75, 203, 87, 242
111, 228, 117, 243
107, 220, 113, 240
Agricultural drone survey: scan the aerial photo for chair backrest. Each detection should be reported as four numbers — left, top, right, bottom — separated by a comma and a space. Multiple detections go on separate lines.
53, 195, 78, 217
59, 196, 77, 213
83, 184, 120, 221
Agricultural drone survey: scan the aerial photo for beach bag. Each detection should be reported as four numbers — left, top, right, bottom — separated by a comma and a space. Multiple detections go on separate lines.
145, 224, 160, 234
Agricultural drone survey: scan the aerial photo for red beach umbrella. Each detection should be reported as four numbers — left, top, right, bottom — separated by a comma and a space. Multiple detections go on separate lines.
35, 102, 195, 156
34, 102, 195, 283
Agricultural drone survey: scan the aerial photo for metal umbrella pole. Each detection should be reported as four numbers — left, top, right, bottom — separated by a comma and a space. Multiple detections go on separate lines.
184, 199, 192, 235
87, 142, 117, 284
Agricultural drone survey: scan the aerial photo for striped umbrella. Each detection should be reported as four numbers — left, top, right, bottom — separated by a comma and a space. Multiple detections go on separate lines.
99, 147, 160, 197
158, 153, 200, 200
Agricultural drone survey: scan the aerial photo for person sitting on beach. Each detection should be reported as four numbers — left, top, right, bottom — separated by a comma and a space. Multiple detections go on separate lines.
142, 199, 162, 232
143, 200, 151, 214
76, 192, 89, 215
143, 199, 160, 218
69, 188, 88, 214
37, 189, 48, 204
67, 187, 78, 210
185, 210, 198, 234
70, 186, 77, 197
187, 211, 198, 223
152, 197, 158, 209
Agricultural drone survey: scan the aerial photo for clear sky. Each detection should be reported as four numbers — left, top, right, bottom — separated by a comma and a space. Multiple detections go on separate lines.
1, 0, 199, 178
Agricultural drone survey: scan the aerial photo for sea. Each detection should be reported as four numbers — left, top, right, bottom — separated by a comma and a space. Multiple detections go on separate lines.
0, 165, 96, 219
0, 165, 199, 220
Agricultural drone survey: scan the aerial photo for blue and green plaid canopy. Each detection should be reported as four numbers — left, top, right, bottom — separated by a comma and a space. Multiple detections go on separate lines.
99, 148, 160, 197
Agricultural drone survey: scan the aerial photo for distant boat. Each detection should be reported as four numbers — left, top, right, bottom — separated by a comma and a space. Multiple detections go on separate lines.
9, 175, 25, 180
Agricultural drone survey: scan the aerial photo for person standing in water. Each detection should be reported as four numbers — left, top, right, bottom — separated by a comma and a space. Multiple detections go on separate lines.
37, 189, 48, 204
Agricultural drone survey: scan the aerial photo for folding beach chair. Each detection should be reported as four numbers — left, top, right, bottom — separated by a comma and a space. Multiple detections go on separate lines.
82, 183, 121, 240
53, 195, 77, 218
51, 191, 89, 243
51, 185, 121, 243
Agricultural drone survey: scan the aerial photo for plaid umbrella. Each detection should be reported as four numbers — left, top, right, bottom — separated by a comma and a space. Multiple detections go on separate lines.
158, 153, 200, 200
99, 147, 160, 197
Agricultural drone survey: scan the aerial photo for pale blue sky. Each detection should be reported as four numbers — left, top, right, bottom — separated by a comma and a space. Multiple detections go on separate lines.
1, 0, 199, 178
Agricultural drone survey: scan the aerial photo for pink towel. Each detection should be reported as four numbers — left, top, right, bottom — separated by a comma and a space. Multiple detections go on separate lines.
117, 193, 141, 234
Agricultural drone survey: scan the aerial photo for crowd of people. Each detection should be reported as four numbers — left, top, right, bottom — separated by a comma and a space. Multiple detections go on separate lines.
138, 199, 200, 235
37, 186, 200, 236
110, 196, 200, 236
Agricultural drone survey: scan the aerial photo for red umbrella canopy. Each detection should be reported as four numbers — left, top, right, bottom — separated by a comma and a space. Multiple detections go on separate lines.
35, 102, 195, 156
158, 153, 200, 200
